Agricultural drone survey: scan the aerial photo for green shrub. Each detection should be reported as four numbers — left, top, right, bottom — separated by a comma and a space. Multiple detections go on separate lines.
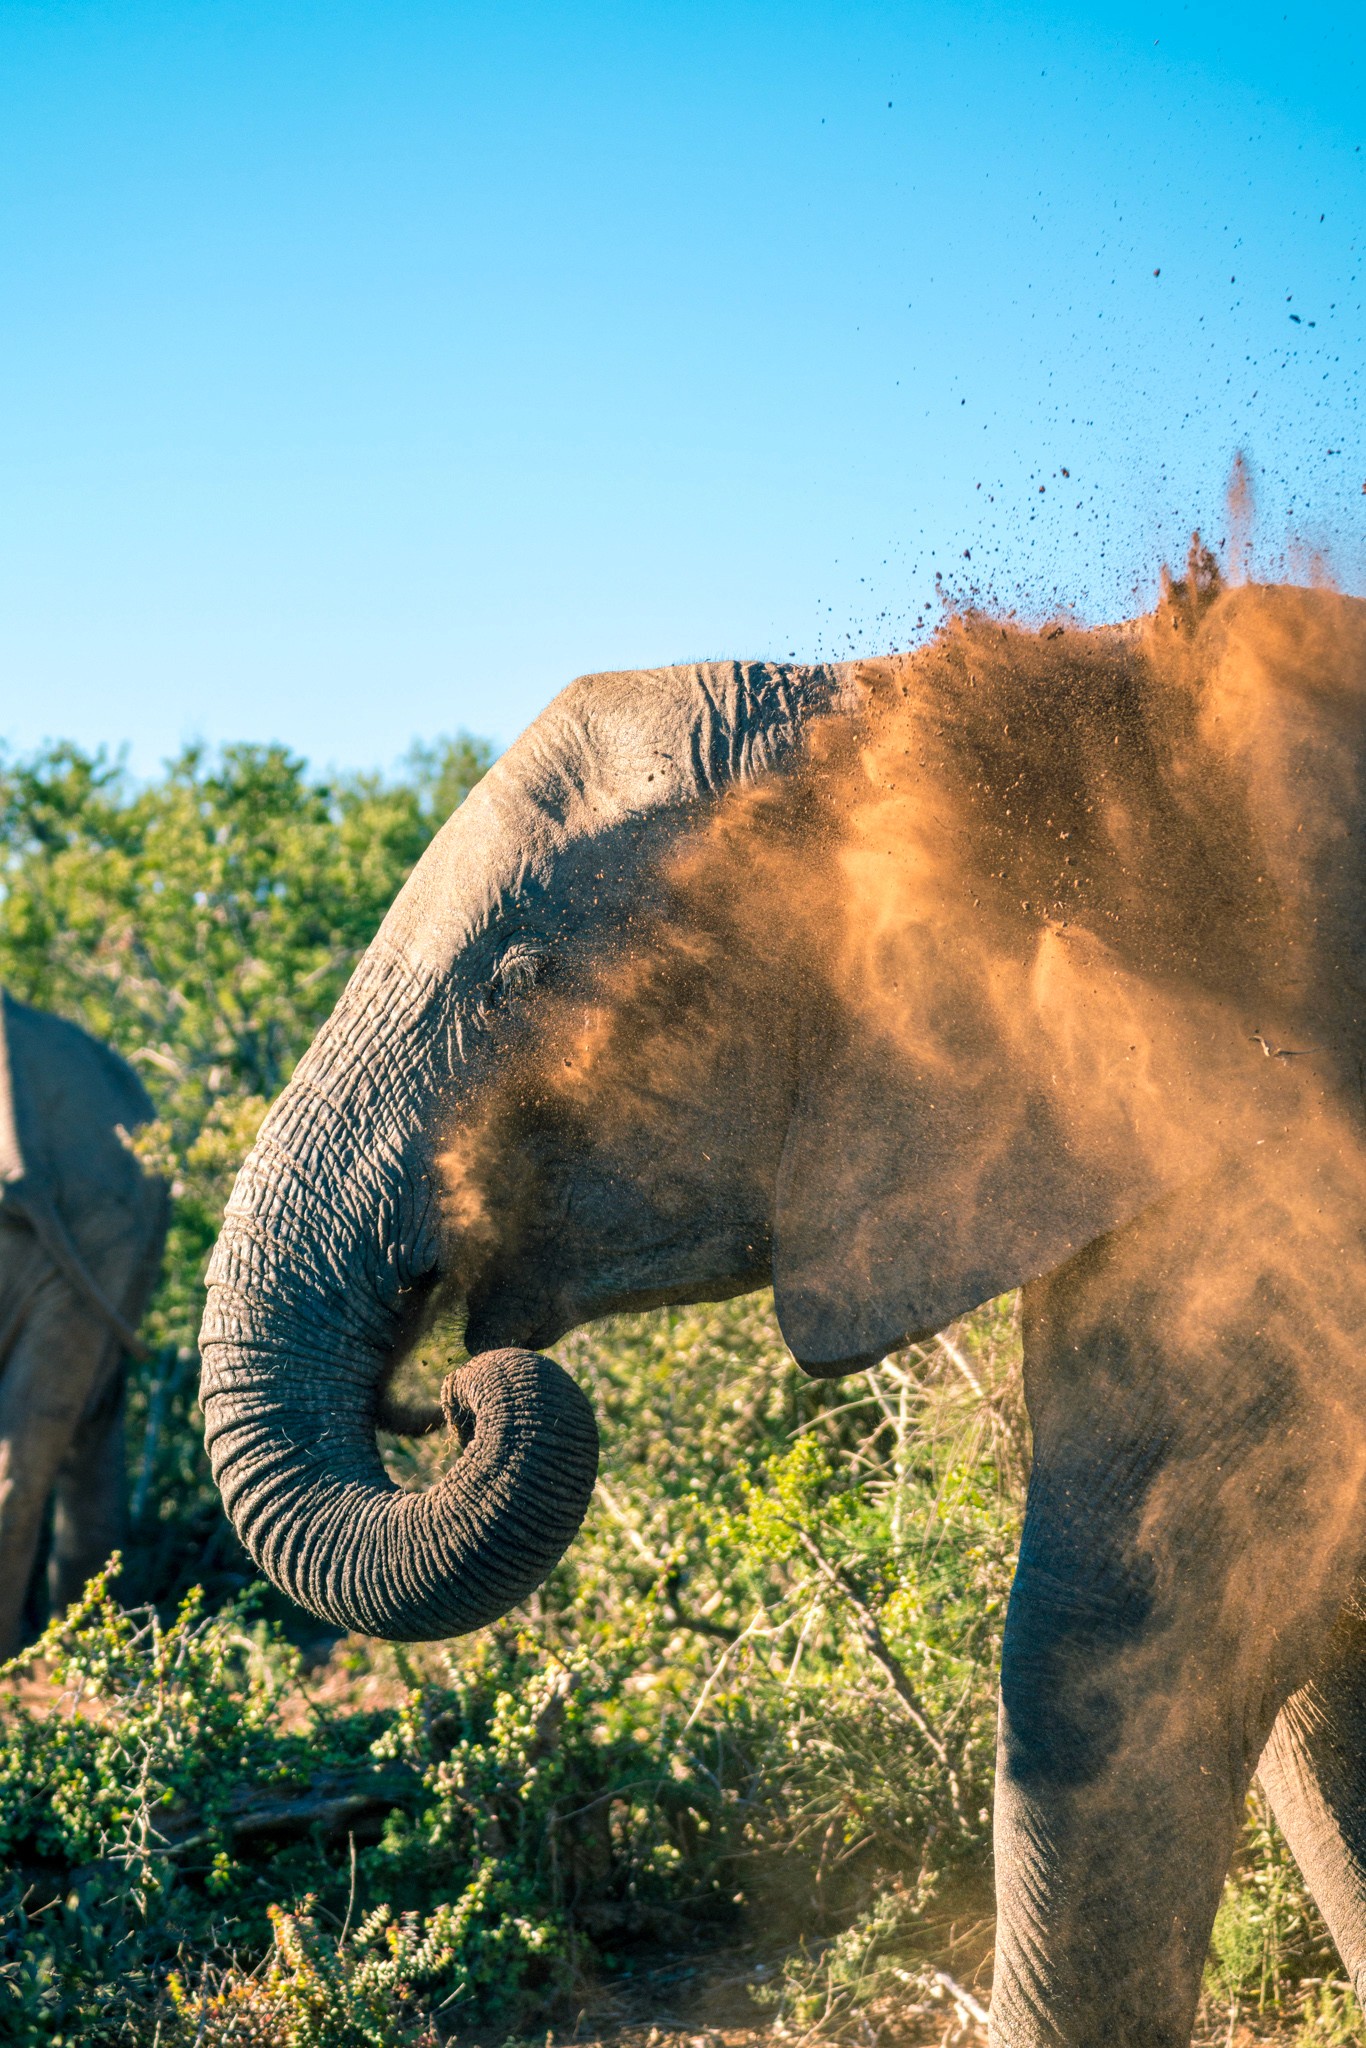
1201, 1787, 1356, 2040
0, 1295, 1031, 2042
165, 1900, 447, 2046
0, 1560, 735, 2041
0, 733, 493, 1618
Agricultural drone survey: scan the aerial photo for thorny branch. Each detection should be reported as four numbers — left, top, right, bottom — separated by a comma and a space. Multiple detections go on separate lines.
779, 1519, 966, 1822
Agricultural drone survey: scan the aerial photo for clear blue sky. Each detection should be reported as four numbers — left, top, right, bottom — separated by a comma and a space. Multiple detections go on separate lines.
1, 0, 1361, 775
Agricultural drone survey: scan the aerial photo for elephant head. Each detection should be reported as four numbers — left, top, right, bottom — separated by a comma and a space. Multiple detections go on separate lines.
200, 660, 866, 1640
201, 583, 1365, 1642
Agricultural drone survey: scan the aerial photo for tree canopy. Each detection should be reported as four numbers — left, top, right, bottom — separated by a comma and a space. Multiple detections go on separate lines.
0, 732, 493, 1352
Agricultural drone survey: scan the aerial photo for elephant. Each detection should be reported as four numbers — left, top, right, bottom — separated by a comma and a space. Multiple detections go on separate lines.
0, 991, 169, 1655
203, 566, 1366, 2047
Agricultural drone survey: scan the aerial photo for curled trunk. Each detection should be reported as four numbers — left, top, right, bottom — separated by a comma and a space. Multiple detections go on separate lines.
206, 1339, 597, 1639
201, 659, 858, 1636
200, 953, 598, 1640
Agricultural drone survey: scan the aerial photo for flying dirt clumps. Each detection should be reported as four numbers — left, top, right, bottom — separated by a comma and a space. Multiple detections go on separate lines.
806, 558, 1366, 1188
440, 554, 1366, 1359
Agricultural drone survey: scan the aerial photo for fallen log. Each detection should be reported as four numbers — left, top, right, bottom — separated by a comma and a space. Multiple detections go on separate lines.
165, 1772, 415, 1856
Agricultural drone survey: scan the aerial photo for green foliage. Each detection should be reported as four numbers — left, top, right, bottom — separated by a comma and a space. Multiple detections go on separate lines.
0, 733, 1358, 2043
0, 1295, 1028, 2043
0, 1569, 293, 1896
1293, 1984, 1366, 2045
1203, 1788, 1358, 2038
0, 733, 491, 1610
0, 1551, 724, 2042
0, 1565, 308, 2042
165, 1901, 447, 2046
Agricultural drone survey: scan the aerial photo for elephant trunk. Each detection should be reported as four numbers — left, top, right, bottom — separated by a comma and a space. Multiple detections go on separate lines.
199, 955, 599, 1640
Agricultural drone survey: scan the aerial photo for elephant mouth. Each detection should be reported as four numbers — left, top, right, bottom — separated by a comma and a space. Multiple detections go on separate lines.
460, 1219, 771, 1362
371, 1261, 561, 1438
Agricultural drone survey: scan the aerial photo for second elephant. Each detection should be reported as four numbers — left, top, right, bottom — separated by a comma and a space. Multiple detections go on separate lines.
0, 991, 168, 1653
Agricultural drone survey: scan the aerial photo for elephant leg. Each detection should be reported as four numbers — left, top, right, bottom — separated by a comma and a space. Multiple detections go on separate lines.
47, 1356, 126, 1619
1257, 1586, 1366, 2002
989, 1174, 1366, 2048
991, 1496, 1253, 2046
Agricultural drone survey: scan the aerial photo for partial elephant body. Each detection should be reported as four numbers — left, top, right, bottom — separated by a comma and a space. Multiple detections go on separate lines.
1260, 1596, 1366, 2010
997, 1138, 1366, 2044
0, 994, 167, 1652
202, 575, 1366, 2044
47, 1360, 130, 1620
203, 657, 864, 1636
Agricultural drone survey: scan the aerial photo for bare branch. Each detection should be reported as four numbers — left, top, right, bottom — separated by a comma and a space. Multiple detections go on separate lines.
778, 1519, 966, 1821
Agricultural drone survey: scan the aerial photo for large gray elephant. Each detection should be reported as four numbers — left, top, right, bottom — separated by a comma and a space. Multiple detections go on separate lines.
203, 574, 1366, 2047
0, 991, 169, 1654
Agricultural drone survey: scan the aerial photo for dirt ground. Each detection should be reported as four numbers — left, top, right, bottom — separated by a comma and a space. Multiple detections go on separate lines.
534, 1948, 1347, 2048
544, 2010, 1327, 2048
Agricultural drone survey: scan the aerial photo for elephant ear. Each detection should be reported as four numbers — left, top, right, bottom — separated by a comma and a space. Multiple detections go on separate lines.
772, 1059, 1166, 1377
770, 924, 1295, 1376
0, 989, 160, 1356
0, 989, 26, 1197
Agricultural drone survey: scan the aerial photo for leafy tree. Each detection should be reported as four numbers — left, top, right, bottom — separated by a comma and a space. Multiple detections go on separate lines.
401, 733, 496, 828
0, 733, 492, 1604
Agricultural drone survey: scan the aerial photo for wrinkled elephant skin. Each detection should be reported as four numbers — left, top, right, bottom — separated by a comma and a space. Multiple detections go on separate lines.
203, 583, 1366, 2046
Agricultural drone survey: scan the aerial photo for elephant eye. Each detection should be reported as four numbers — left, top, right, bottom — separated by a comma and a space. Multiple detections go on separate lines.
491, 940, 549, 1000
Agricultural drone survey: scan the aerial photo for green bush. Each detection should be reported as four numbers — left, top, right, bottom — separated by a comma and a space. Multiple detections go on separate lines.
165, 1901, 448, 2046
0, 1292, 1029, 2043
0, 735, 1356, 2043
0, 733, 493, 1616
0, 1558, 734, 2041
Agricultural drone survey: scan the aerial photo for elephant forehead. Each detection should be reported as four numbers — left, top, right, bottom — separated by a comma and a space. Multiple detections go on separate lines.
386, 659, 865, 980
